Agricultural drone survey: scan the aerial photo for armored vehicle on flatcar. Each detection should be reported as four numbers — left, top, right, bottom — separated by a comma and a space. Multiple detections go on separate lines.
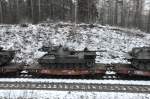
0, 47, 15, 66
38, 46, 97, 68
26, 45, 106, 77
127, 47, 150, 71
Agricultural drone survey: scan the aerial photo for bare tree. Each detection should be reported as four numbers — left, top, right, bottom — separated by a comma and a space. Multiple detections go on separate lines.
38, 0, 41, 21
147, 10, 150, 32
77, 0, 98, 23
0, 0, 149, 33
0, 0, 3, 23
31, 0, 34, 23
133, 0, 144, 28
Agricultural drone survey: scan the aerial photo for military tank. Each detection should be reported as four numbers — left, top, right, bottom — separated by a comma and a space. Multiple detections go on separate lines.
127, 47, 150, 71
38, 45, 98, 68
0, 47, 15, 66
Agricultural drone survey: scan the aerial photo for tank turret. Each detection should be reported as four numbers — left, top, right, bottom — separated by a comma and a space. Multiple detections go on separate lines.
0, 47, 15, 66
127, 47, 150, 70
38, 46, 99, 68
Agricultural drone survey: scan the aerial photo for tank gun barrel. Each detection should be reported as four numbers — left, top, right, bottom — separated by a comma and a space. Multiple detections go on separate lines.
76, 50, 107, 52
38, 46, 52, 52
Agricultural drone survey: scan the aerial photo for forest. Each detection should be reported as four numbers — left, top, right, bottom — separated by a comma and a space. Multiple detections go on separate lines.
0, 0, 150, 32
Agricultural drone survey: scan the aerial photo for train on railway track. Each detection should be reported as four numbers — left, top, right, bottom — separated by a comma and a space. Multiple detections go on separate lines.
0, 46, 150, 79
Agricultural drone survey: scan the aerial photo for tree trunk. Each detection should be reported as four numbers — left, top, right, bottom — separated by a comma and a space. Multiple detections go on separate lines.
31, 0, 34, 23
147, 10, 150, 32
0, 0, 3, 23
114, 0, 118, 25
38, 0, 41, 22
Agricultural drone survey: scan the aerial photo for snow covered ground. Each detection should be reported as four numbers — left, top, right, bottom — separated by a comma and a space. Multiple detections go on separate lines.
0, 22, 150, 64
0, 78, 150, 85
0, 90, 149, 99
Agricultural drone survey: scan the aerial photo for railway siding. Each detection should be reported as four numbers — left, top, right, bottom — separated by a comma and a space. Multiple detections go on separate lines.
0, 82, 150, 93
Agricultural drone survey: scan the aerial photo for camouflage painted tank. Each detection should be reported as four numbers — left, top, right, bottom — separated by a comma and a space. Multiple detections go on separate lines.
0, 47, 15, 66
127, 47, 150, 70
38, 46, 97, 68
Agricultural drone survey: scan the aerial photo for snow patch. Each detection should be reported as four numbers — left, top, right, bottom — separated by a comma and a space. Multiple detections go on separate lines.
0, 23, 150, 64
0, 90, 149, 99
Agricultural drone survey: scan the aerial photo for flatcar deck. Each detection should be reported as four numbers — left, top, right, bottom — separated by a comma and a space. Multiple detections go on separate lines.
0, 63, 150, 80
25, 64, 106, 76
0, 63, 23, 76
115, 64, 150, 77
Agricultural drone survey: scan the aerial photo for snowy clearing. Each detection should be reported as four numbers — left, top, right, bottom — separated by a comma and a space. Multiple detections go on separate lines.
0, 90, 149, 99
0, 78, 150, 85
0, 23, 150, 64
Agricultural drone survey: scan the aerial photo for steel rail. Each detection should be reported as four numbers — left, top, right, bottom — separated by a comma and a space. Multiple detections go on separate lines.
0, 82, 150, 93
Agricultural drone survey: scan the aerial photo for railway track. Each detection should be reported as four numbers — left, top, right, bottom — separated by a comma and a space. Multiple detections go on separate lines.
0, 81, 150, 93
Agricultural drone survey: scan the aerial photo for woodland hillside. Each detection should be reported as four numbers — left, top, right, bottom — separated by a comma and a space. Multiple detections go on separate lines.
0, 0, 150, 32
